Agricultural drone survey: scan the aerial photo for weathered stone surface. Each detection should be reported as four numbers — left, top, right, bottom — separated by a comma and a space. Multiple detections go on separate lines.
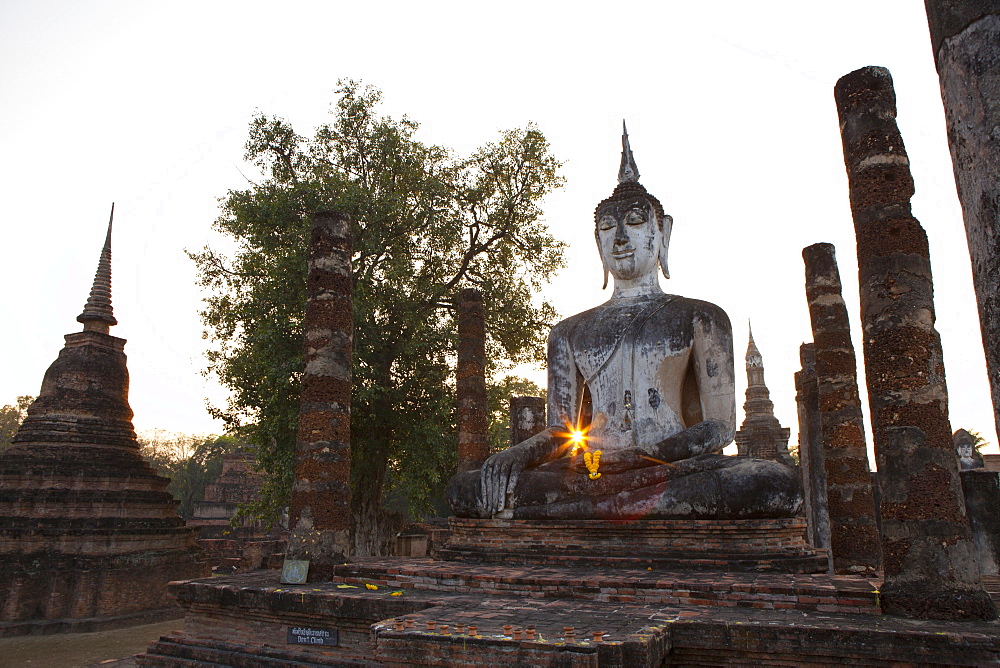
734, 327, 793, 466
510, 395, 546, 447
287, 211, 352, 570
955, 428, 986, 470
836, 66, 995, 619
456, 288, 488, 473
795, 343, 831, 556
448, 127, 802, 524
960, 469, 1000, 576
925, 4, 1000, 441
0, 218, 208, 635
802, 243, 880, 574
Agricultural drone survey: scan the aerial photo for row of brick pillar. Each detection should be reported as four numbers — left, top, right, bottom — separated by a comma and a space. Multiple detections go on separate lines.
799, 62, 997, 619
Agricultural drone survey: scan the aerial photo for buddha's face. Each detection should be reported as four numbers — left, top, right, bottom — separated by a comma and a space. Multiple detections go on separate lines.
595, 196, 665, 282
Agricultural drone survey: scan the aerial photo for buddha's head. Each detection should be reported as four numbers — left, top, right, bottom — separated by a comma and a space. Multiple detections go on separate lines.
594, 125, 672, 289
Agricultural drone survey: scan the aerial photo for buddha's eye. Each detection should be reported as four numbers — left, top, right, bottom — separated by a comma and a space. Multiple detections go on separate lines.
626, 208, 647, 225
598, 215, 616, 231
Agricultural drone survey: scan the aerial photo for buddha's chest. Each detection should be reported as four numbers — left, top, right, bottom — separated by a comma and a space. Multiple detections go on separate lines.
568, 302, 696, 448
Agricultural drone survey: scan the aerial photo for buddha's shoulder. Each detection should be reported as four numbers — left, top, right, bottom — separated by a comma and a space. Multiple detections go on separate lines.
549, 294, 731, 341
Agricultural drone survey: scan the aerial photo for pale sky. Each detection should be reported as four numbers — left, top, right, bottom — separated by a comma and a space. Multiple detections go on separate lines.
1, 1, 996, 456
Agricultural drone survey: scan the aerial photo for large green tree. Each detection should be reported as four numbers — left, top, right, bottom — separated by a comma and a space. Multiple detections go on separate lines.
193, 81, 564, 554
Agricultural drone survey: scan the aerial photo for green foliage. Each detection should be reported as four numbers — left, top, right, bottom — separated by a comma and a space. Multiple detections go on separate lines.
0, 395, 33, 452
138, 430, 241, 518
487, 376, 546, 455
192, 80, 564, 552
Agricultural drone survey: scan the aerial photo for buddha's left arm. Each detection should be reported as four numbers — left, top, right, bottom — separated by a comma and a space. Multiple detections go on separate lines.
690, 305, 736, 444
625, 304, 735, 465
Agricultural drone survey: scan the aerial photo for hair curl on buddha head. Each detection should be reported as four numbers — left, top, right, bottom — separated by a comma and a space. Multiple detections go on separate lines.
593, 181, 665, 226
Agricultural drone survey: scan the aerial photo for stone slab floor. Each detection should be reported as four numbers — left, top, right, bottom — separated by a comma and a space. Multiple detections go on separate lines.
0, 619, 180, 667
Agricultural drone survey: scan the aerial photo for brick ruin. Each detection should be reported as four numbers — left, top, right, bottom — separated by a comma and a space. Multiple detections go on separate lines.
286, 211, 354, 573
794, 343, 831, 554
509, 395, 545, 447
925, 2, 1000, 442
836, 65, 995, 619
802, 242, 881, 574
456, 287, 488, 472
734, 326, 794, 466
0, 209, 208, 635
138, 53, 1000, 661
188, 451, 286, 573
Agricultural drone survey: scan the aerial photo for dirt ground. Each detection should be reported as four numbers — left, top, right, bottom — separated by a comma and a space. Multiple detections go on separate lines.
0, 619, 180, 667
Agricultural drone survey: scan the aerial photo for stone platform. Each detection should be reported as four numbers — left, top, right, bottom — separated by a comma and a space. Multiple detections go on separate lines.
440, 517, 829, 573
136, 563, 1000, 665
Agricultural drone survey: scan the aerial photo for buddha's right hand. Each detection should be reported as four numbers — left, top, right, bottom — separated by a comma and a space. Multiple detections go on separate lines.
479, 447, 530, 516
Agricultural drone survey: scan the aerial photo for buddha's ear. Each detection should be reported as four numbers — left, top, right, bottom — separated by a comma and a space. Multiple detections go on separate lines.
659, 214, 673, 280
595, 228, 609, 289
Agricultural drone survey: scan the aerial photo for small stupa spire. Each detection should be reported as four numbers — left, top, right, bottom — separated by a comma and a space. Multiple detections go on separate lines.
618, 120, 640, 184
77, 204, 117, 333
746, 321, 763, 368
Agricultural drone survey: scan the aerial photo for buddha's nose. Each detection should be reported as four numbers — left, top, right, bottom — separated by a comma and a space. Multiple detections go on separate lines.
614, 221, 629, 246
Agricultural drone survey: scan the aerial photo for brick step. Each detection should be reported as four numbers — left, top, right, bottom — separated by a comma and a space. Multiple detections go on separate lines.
333, 559, 880, 615
437, 547, 829, 573
152, 571, 1000, 667
667, 617, 1000, 667
138, 636, 363, 667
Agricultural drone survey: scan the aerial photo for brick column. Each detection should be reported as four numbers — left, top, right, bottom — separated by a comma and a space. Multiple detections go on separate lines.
924, 2, 1000, 443
510, 396, 546, 448
802, 243, 881, 574
457, 288, 488, 472
795, 343, 831, 556
287, 211, 353, 570
836, 66, 995, 619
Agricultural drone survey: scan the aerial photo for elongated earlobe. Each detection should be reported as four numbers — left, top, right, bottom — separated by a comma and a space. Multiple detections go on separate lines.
596, 228, 610, 289
659, 214, 673, 280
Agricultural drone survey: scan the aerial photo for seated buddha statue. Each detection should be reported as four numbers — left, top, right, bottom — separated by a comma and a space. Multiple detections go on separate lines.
447, 126, 802, 521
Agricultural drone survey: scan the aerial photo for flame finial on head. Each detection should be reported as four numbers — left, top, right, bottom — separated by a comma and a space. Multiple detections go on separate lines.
77, 203, 118, 333
618, 121, 640, 184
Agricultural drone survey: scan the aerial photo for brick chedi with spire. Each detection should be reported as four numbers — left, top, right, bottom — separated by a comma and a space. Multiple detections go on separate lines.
735, 325, 794, 467
0, 206, 209, 636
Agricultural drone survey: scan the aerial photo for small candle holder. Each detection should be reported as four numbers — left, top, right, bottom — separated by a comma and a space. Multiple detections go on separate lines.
393, 619, 405, 631
502, 624, 513, 637
455, 623, 466, 634
439, 625, 450, 635
513, 628, 523, 640
404, 618, 415, 628
426, 620, 436, 630
563, 626, 575, 640
525, 627, 536, 640
467, 625, 478, 636
592, 631, 605, 642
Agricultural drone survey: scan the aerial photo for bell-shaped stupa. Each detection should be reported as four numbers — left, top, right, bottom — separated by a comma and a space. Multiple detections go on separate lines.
735, 324, 794, 467
0, 206, 208, 635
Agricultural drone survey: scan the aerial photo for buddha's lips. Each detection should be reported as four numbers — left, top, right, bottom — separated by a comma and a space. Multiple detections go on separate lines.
612, 250, 635, 259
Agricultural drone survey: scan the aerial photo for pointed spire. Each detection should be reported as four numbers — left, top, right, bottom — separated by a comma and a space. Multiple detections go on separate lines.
77, 204, 117, 333
746, 321, 763, 368
618, 120, 640, 184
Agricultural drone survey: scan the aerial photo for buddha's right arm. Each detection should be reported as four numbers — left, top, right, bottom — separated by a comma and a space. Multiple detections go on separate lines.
479, 429, 564, 515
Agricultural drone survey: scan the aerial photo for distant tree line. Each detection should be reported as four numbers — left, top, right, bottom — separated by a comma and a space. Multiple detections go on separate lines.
137, 430, 243, 518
